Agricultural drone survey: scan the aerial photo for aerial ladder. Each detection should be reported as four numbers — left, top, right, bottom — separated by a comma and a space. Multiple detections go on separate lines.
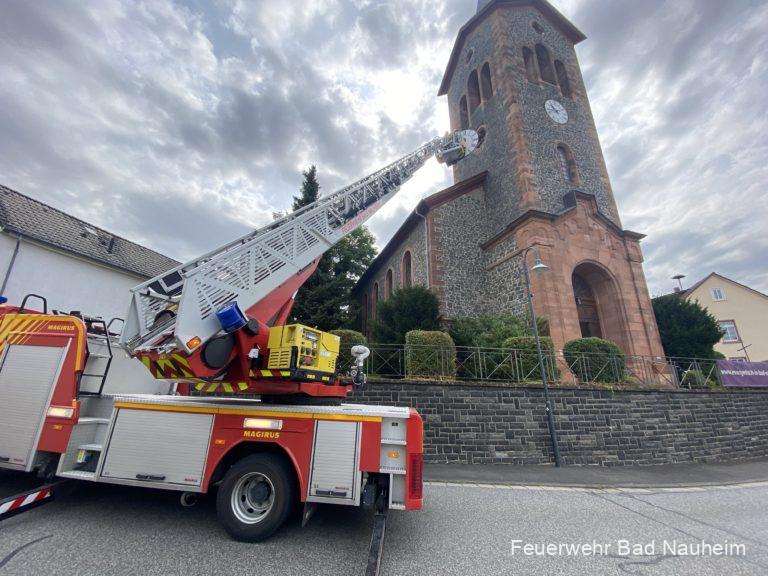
120, 129, 479, 400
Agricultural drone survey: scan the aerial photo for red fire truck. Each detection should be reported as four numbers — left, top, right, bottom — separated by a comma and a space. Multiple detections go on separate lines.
0, 130, 477, 548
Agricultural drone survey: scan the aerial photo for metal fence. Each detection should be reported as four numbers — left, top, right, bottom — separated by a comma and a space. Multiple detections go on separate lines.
337, 344, 726, 389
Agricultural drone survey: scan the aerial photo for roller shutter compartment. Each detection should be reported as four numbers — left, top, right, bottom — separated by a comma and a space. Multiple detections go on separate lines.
101, 409, 213, 488
0, 345, 67, 471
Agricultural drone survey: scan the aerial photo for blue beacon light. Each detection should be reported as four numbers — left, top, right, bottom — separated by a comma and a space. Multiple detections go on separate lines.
216, 302, 248, 333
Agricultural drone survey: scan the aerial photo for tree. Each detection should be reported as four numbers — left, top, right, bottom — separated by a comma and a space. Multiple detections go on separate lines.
652, 295, 723, 358
293, 165, 320, 211
372, 286, 441, 344
289, 166, 377, 329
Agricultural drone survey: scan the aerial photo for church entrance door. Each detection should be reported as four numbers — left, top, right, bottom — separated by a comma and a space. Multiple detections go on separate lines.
573, 272, 602, 338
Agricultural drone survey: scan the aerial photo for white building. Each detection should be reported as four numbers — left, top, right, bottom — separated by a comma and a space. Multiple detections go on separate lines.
682, 272, 768, 362
0, 184, 179, 322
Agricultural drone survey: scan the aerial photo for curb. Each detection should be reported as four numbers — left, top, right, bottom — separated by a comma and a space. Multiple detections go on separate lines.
424, 479, 768, 493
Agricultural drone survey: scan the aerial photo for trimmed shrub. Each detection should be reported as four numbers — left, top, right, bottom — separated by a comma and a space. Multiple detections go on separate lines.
563, 337, 625, 383
405, 330, 456, 379
680, 369, 717, 389
503, 336, 560, 382
331, 329, 367, 374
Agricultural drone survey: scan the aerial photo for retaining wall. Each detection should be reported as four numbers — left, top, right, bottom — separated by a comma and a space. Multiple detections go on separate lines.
349, 380, 768, 466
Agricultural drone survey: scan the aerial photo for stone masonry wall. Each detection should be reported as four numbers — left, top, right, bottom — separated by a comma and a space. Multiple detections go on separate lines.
350, 380, 768, 466
482, 232, 528, 317
429, 187, 491, 319
365, 219, 427, 306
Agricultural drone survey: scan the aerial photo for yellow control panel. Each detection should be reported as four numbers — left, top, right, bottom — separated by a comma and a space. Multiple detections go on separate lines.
267, 324, 340, 377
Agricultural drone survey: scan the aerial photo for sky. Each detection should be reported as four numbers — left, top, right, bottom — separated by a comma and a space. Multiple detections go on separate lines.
0, 0, 766, 296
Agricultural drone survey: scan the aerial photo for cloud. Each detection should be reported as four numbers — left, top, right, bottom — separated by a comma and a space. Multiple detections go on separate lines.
0, 0, 765, 297
566, 0, 768, 294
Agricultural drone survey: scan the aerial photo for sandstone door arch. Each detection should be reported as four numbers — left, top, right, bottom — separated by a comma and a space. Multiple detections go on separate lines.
571, 262, 629, 353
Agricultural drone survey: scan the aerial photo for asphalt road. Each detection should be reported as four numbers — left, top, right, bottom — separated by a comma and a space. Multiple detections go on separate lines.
1, 472, 767, 575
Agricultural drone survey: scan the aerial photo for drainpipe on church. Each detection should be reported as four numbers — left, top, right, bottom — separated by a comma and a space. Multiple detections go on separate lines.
415, 205, 430, 288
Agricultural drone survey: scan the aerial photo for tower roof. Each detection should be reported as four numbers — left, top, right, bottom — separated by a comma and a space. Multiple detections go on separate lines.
438, 0, 586, 96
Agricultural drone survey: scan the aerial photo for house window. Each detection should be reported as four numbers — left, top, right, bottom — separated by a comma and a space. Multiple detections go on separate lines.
468, 69, 481, 115
535, 44, 556, 85
556, 144, 577, 184
385, 268, 394, 299
522, 47, 537, 83
719, 320, 739, 343
402, 251, 413, 288
459, 95, 469, 130
711, 287, 726, 301
480, 63, 493, 101
554, 60, 572, 97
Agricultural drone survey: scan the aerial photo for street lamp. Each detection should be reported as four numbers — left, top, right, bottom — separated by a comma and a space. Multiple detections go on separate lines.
521, 246, 563, 467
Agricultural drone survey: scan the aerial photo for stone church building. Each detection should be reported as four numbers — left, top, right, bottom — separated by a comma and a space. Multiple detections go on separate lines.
353, 0, 664, 359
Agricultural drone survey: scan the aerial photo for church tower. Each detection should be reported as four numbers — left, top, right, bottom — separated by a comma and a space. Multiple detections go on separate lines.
436, 0, 664, 359
354, 0, 664, 364
441, 0, 619, 233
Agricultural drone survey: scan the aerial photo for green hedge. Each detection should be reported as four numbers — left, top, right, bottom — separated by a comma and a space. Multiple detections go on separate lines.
330, 329, 367, 374
563, 337, 625, 383
448, 312, 550, 348
405, 330, 456, 379
503, 336, 560, 382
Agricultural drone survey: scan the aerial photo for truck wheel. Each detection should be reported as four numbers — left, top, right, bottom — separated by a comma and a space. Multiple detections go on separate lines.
216, 453, 295, 542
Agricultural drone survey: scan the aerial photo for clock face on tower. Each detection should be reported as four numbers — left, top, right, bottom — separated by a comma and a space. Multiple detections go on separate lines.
545, 99, 568, 124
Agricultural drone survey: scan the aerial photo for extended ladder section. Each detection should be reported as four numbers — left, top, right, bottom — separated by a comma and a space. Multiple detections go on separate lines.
121, 130, 478, 355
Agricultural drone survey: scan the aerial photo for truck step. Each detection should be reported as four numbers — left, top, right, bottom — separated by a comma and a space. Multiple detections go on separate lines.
78, 417, 110, 425
58, 470, 97, 481
381, 438, 407, 445
379, 465, 406, 475
77, 444, 103, 452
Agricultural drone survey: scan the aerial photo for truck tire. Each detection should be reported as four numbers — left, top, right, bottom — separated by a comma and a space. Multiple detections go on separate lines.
216, 453, 296, 542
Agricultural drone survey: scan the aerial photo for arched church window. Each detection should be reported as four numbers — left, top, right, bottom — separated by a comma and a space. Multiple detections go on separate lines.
554, 60, 572, 98
468, 69, 481, 114
480, 63, 493, 101
556, 144, 577, 184
372, 282, 379, 319
402, 251, 413, 288
459, 95, 469, 130
522, 47, 537, 83
385, 268, 394, 299
535, 44, 556, 84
